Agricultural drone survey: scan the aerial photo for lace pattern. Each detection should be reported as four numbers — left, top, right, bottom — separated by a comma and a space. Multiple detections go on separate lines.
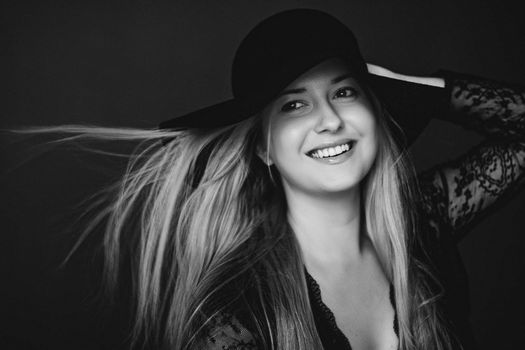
422, 72, 525, 239
200, 312, 257, 350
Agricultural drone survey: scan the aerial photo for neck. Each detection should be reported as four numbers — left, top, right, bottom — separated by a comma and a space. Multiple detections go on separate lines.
283, 184, 366, 272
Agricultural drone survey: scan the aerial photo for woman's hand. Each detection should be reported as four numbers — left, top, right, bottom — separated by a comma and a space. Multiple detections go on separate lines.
367, 63, 445, 88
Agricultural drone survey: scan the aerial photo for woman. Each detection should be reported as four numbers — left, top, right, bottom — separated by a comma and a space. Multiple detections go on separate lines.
19, 8, 524, 350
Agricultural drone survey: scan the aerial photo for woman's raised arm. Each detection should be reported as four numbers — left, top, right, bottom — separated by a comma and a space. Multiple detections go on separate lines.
418, 71, 525, 240
367, 63, 525, 239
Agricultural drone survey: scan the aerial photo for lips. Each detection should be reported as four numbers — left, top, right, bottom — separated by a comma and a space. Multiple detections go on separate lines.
306, 140, 356, 159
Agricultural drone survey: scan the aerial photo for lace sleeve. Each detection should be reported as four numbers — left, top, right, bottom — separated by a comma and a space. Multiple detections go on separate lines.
419, 71, 525, 239
197, 312, 258, 350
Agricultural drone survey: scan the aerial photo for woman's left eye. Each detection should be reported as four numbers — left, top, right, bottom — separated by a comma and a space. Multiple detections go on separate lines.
334, 87, 358, 99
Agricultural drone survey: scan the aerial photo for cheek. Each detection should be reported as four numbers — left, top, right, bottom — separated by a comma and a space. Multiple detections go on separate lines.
352, 103, 376, 131
365, 115, 379, 157
350, 107, 379, 166
268, 119, 308, 162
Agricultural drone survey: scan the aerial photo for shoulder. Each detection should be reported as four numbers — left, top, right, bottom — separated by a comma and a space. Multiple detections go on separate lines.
198, 312, 258, 350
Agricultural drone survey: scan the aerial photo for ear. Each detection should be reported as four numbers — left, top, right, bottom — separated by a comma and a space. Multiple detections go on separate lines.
256, 143, 274, 166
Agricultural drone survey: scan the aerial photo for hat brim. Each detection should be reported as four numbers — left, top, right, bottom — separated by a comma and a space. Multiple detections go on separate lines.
160, 73, 446, 147
367, 73, 446, 147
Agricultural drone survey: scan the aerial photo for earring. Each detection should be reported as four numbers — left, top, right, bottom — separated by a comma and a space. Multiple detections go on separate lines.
265, 152, 273, 166
265, 156, 277, 185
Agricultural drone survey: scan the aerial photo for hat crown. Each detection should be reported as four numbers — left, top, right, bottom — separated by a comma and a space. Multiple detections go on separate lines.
231, 9, 366, 105
160, 8, 435, 147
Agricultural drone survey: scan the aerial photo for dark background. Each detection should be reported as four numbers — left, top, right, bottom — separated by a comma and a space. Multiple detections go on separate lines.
2, 0, 524, 349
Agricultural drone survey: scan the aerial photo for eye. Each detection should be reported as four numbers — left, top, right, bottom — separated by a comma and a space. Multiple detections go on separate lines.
334, 87, 358, 99
281, 100, 307, 112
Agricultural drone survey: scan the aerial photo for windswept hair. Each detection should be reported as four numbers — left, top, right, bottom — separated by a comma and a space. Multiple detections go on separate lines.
23, 96, 454, 349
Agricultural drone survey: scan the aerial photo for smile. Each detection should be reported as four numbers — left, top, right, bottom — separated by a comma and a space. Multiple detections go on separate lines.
307, 141, 356, 159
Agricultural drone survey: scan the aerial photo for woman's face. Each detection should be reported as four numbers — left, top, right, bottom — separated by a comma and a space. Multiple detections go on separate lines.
259, 58, 378, 195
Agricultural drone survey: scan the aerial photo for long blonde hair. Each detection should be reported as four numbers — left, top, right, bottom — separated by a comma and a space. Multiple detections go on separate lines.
24, 93, 454, 349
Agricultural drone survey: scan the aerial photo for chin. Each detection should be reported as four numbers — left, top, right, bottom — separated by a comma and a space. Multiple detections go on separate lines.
314, 166, 369, 191
298, 171, 363, 194
316, 180, 361, 194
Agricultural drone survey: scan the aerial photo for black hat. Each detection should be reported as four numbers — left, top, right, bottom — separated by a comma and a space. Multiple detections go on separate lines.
159, 8, 445, 146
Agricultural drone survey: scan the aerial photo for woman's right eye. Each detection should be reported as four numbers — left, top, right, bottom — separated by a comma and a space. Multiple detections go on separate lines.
281, 101, 306, 112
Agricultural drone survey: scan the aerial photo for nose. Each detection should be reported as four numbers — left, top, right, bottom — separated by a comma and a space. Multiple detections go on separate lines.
313, 101, 343, 133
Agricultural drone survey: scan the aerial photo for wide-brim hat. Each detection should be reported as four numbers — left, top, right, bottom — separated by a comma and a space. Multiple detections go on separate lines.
159, 8, 445, 146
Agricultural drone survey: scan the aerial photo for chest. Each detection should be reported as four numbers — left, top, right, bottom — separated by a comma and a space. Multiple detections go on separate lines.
308, 260, 399, 350
322, 280, 398, 350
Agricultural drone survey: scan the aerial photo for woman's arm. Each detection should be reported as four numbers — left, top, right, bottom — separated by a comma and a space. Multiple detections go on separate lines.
368, 63, 525, 240
430, 72, 525, 237
417, 70, 525, 240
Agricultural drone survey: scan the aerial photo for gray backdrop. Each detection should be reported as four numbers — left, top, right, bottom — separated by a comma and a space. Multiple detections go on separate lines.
2, 0, 524, 349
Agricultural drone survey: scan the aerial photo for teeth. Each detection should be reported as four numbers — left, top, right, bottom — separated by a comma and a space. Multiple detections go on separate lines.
310, 142, 353, 159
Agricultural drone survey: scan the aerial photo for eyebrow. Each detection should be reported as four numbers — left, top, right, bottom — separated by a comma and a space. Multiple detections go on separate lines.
276, 73, 354, 98
331, 73, 353, 84
277, 88, 307, 98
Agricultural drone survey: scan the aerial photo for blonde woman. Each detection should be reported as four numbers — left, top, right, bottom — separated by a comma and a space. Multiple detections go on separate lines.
22, 9, 525, 350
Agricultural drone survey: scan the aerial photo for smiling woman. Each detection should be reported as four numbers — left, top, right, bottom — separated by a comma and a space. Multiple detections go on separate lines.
256, 58, 403, 350
8, 7, 525, 350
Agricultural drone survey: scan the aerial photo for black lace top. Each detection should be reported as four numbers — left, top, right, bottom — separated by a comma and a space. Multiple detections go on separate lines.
200, 71, 525, 350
